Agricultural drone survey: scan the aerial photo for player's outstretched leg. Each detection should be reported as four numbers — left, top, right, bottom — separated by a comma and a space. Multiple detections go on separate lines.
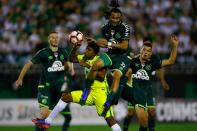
32, 92, 72, 129
105, 116, 122, 131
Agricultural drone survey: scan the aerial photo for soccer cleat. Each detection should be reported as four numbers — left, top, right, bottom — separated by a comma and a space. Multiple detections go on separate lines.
32, 118, 50, 129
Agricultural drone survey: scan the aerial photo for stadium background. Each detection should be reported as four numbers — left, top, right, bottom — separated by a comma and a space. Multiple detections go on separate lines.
0, 0, 197, 131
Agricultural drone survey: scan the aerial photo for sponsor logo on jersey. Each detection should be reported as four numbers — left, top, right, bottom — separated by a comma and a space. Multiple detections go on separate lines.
132, 69, 149, 80
47, 60, 64, 72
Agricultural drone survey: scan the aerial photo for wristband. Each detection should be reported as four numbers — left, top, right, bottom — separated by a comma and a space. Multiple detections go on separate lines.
107, 42, 112, 48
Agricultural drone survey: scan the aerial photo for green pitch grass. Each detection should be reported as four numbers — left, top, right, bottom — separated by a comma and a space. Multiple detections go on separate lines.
0, 123, 196, 131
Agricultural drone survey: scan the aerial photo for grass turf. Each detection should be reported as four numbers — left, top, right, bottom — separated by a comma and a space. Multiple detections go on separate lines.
0, 123, 196, 131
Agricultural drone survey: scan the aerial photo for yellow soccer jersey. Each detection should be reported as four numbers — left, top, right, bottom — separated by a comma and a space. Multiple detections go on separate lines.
77, 54, 108, 91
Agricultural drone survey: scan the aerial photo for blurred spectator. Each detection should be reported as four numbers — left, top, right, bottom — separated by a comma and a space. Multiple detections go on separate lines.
0, 0, 196, 64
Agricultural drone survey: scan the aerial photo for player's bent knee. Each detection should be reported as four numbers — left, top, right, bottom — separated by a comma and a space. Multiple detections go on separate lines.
61, 92, 73, 102
127, 109, 135, 117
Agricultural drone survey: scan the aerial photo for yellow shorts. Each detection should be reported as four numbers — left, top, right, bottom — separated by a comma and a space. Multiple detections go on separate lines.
71, 89, 114, 118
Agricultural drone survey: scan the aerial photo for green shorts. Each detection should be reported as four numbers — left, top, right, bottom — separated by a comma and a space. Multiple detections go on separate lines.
99, 53, 130, 75
120, 84, 147, 109
146, 88, 156, 108
126, 85, 155, 109
37, 82, 70, 114
128, 97, 155, 109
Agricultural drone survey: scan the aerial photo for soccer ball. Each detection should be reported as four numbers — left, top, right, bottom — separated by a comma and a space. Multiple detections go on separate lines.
68, 31, 83, 45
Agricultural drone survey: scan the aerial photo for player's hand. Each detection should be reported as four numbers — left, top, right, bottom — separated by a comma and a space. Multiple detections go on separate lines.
97, 39, 108, 48
162, 81, 170, 91
85, 36, 96, 43
79, 88, 90, 106
170, 35, 179, 47
73, 42, 81, 48
79, 60, 91, 68
14, 79, 23, 90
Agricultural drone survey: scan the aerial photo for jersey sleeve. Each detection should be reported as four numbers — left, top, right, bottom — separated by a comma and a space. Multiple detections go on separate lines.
129, 59, 135, 69
153, 55, 162, 70
122, 23, 130, 40
101, 25, 106, 38
31, 49, 44, 64
63, 48, 69, 61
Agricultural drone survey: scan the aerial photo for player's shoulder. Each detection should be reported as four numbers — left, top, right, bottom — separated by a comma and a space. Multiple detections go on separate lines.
150, 54, 161, 63
130, 56, 140, 63
36, 47, 48, 54
77, 54, 85, 61
151, 54, 161, 60
101, 21, 110, 29
93, 55, 99, 61
121, 22, 130, 28
59, 47, 69, 54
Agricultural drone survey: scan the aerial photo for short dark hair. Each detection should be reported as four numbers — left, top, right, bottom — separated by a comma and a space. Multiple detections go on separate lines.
110, 7, 122, 15
143, 41, 152, 48
87, 41, 100, 54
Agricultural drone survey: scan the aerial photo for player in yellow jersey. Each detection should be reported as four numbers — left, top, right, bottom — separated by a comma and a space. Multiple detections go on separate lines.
33, 41, 122, 131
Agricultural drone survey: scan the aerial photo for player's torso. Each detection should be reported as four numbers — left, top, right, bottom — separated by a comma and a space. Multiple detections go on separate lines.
38, 48, 68, 86
131, 57, 157, 87
78, 55, 109, 91
102, 22, 129, 54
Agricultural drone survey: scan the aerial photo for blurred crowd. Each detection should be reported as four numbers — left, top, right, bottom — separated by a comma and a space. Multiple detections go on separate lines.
0, 0, 197, 64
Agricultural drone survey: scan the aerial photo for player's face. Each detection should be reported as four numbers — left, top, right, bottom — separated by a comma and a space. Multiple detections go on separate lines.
140, 46, 152, 60
85, 46, 95, 58
48, 33, 59, 47
109, 12, 122, 26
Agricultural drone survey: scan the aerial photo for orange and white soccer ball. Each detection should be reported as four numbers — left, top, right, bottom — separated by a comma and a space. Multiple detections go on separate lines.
68, 31, 83, 45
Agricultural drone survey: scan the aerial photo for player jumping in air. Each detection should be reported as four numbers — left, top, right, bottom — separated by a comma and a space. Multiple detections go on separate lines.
83, 1, 132, 116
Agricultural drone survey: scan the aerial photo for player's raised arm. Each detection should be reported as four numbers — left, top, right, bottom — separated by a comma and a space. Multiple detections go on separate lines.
161, 35, 179, 67
125, 68, 133, 87
14, 60, 33, 89
69, 44, 80, 63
